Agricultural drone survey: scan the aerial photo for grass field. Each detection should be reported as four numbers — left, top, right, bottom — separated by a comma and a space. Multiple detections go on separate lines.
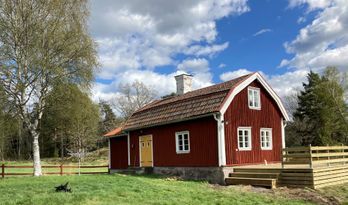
0, 174, 315, 205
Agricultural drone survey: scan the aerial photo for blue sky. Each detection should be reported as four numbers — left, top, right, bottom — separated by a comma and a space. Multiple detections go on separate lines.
90, 0, 348, 101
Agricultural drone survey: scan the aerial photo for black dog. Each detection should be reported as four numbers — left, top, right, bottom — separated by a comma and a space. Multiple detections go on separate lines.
55, 182, 72, 193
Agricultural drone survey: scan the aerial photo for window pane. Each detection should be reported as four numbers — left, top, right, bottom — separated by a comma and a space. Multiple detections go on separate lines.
179, 140, 182, 146
184, 134, 188, 140
239, 142, 244, 148
244, 130, 248, 136
255, 90, 260, 107
184, 144, 189, 150
248, 90, 253, 106
179, 145, 183, 150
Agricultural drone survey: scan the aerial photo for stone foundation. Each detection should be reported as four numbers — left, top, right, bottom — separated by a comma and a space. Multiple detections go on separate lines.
153, 167, 235, 184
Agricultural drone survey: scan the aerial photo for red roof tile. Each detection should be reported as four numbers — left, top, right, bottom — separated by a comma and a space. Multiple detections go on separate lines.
104, 127, 124, 137
123, 73, 253, 130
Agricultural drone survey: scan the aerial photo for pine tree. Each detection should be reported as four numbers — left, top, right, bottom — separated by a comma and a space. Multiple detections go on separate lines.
294, 68, 348, 145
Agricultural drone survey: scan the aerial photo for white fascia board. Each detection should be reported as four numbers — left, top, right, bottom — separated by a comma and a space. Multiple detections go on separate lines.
220, 72, 290, 121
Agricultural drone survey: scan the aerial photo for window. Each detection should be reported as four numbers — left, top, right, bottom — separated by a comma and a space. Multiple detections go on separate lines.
237, 127, 252, 150
248, 87, 261, 109
175, 131, 190, 154
260, 128, 272, 150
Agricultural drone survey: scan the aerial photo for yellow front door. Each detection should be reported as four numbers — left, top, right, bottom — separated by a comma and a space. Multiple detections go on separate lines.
139, 135, 153, 167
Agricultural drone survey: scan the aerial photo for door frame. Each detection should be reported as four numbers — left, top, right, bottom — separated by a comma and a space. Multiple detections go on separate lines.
139, 135, 154, 167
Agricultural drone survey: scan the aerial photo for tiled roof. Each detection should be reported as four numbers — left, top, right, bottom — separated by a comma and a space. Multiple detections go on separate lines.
104, 127, 124, 137
123, 73, 253, 130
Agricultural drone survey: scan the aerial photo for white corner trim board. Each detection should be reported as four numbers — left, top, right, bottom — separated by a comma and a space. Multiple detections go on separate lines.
127, 133, 130, 166
108, 138, 111, 169
214, 113, 226, 166
220, 72, 290, 121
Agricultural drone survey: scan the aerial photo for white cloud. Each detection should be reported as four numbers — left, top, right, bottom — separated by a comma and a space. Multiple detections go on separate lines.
219, 63, 227, 68
219, 69, 252, 81
89, 0, 250, 101
253, 28, 272, 37
265, 70, 308, 97
184, 42, 229, 57
288, 0, 333, 11
282, 0, 348, 73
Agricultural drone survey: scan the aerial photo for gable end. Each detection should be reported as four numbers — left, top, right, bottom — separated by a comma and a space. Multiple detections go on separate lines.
219, 72, 289, 121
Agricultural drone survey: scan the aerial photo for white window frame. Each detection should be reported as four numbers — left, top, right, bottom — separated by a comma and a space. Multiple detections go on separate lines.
175, 131, 190, 154
260, 128, 273, 150
248, 87, 261, 110
237, 127, 252, 151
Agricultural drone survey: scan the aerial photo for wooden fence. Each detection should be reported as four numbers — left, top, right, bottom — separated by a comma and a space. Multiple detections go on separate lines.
281, 145, 348, 188
1, 164, 109, 178
282, 145, 348, 168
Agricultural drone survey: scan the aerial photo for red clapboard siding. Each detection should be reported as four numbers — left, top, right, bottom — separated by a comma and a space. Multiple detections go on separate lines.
224, 80, 283, 165
129, 116, 218, 167
110, 136, 128, 169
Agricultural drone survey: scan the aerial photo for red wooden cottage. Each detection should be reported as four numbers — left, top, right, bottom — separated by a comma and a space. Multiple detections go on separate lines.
105, 72, 289, 183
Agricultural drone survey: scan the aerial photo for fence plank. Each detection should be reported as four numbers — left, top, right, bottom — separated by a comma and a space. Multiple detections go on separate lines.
283, 146, 348, 168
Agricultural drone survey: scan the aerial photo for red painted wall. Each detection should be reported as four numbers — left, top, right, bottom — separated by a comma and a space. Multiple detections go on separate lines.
129, 116, 218, 167
110, 136, 128, 169
224, 80, 283, 165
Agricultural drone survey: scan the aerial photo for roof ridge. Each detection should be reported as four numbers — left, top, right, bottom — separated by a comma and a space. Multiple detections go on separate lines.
133, 72, 254, 114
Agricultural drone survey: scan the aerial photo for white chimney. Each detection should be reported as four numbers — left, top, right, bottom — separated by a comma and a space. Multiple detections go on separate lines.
175, 74, 193, 95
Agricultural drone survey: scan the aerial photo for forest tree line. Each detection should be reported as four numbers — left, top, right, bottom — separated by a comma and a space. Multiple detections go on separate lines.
0, 80, 155, 161
285, 67, 348, 147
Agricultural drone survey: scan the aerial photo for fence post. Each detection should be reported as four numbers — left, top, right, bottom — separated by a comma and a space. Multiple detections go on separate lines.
1, 164, 4, 179
60, 164, 63, 176
309, 144, 313, 169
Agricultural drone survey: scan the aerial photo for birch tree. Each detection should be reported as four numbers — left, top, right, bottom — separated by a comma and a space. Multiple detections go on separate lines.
0, 0, 97, 175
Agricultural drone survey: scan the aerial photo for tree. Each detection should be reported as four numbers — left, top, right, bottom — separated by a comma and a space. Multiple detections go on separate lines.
0, 86, 19, 161
98, 101, 122, 147
99, 100, 121, 134
0, 0, 97, 175
41, 83, 100, 161
113, 81, 156, 119
293, 67, 348, 145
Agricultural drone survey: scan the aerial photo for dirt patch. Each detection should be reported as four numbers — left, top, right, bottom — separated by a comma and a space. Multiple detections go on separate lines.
273, 187, 341, 205
214, 185, 343, 205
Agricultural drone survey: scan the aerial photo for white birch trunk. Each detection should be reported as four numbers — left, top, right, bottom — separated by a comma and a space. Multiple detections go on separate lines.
31, 129, 42, 176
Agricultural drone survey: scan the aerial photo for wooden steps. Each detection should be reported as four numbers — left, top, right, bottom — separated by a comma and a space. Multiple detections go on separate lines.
225, 170, 280, 189
225, 164, 347, 189
225, 177, 277, 189
228, 172, 279, 179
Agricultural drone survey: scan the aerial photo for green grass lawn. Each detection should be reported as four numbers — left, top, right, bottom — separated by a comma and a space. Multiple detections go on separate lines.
0, 174, 314, 205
